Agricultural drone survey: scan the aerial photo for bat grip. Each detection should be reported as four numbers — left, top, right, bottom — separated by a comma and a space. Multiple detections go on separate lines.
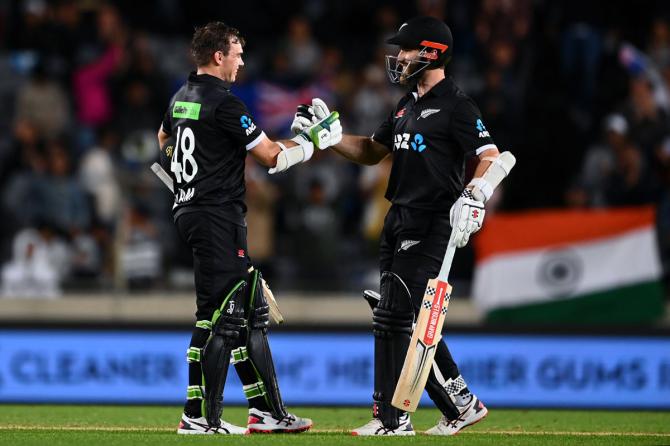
437, 230, 458, 282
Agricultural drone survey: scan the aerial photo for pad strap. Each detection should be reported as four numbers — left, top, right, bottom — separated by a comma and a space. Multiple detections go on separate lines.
186, 347, 201, 363
243, 381, 268, 399
230, 346, 249, 364
187, 385, 204, 400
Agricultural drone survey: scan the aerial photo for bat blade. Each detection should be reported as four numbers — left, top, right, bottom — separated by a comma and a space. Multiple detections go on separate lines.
261, 277, 284, 325
392, 277, 451, 412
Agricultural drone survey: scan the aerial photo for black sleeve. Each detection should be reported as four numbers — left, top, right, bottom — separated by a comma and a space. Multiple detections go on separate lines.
371, 108, 395, 151
450, 98, 496, 156
215, 95, 264, 149
161, 106, 172, 135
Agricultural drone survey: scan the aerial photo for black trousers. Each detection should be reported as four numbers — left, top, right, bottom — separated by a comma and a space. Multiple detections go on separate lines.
176, 211, 249, 320
379, 205, 461, 383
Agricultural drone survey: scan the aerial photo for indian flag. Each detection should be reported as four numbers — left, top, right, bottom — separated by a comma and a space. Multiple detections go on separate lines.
472, 206, 665, 324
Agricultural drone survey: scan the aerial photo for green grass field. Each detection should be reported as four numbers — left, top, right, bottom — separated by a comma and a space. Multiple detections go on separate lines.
1, 405, 669, 445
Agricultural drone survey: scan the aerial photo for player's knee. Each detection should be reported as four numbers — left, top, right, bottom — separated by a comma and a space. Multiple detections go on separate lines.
373, 271, 414, 335
210, 279, 247, 340
379, 271, 414, 311
372, 306, 413, 336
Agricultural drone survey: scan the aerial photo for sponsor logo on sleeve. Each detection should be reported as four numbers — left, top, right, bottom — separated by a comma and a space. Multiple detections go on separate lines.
476, 119, 490, 138
240, 115, 257, 136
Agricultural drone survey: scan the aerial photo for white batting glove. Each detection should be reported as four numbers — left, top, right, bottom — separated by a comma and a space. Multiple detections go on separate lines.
290, 98, 342, 149
290, 103, 315, 134
449, 189, 485, 248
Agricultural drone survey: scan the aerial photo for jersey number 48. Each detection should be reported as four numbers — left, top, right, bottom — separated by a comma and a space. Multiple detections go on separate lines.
171, 126, 199, 184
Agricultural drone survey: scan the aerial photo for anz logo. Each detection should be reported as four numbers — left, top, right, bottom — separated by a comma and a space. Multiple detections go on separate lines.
476, 119, 490, 138
240, 115, 257, 136
394, 133, 427, 152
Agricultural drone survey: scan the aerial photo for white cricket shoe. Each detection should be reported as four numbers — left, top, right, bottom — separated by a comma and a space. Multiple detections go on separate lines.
351, 413, 415, 436
177, 413, 247, 435
426, 395, 488, 435
247, 408, 313, 433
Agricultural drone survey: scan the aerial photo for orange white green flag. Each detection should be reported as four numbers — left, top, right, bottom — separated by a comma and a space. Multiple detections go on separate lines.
472, 206, 664, 324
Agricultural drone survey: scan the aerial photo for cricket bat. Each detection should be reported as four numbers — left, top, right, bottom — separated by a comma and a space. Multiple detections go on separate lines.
151, 162, 174, 193
150, 162, 285, 324
391, 151, 516, 412
391, 230, 457, 412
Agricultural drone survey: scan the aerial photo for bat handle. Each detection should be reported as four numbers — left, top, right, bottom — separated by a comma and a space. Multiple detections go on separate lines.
437, 230, 458, 282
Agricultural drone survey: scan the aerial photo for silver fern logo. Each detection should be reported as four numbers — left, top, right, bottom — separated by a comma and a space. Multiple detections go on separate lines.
398, 240, 421, 252
418, 109, 440, 120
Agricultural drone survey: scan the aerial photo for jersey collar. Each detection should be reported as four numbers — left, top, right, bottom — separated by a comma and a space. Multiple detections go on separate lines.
411, 76, 451, 99
188, 71, 232, 90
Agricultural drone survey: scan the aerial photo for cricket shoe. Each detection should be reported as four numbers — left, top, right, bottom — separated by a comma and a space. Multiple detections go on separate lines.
177, 413, 247, 435
247, 408, 312, 433
425, 395, 488, 435
351, 413, 415, 436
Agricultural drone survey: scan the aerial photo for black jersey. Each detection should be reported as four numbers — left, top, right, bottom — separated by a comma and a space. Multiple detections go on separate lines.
161, 72, 264, 224
372, 77, 497, 210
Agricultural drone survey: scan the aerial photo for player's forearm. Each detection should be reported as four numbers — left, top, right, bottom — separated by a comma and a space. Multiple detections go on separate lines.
157, 126, 170, 149
468, 148, 500, 188
332, 135, 388, 166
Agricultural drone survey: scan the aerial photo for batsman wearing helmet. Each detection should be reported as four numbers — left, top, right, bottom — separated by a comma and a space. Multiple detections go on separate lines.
158, 21, 341, 435
293, 16, 514, 435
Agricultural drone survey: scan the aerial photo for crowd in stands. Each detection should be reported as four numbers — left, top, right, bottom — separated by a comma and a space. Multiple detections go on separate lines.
0, 0, 668, 296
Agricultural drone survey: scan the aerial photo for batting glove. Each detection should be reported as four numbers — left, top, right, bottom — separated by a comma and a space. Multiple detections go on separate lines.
290, 98, 342, 149
449, 189, 485, 248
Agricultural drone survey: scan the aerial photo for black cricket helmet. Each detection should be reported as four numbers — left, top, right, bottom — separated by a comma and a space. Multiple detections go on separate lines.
385, 16, 453, 84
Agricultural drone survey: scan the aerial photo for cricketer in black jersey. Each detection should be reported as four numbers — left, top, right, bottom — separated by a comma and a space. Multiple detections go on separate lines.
291, 16, 513, 436
372, 77, 496, 209
156, 21, 341, 435
160, 72, 264, 225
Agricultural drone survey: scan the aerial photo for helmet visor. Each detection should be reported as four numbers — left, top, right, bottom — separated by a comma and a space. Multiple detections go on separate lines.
385, 51, 431, 84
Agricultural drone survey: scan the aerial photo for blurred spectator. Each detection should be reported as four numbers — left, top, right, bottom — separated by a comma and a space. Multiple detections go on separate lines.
38, 138, 91, 234
567, 114, 656, 207
72, 4, 125, 129
473, 68, 517, 150
360, 156, 392, 247
79, 127, 122, 227
561, 22, 602, 128
1, 227, 68, 299
245, 158, 279, 277
350, 64, 398, 135
293, 177, 340, 289
279, 17, 321, 83
118, 203, 162, 290
2, 124, 49, 228
622, 76, 669, 162
648, 18, 670, 68
14, 62, 71, 139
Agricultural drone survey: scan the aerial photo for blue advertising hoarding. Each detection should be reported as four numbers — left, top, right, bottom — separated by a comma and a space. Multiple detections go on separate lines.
0, 330, 668, 408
